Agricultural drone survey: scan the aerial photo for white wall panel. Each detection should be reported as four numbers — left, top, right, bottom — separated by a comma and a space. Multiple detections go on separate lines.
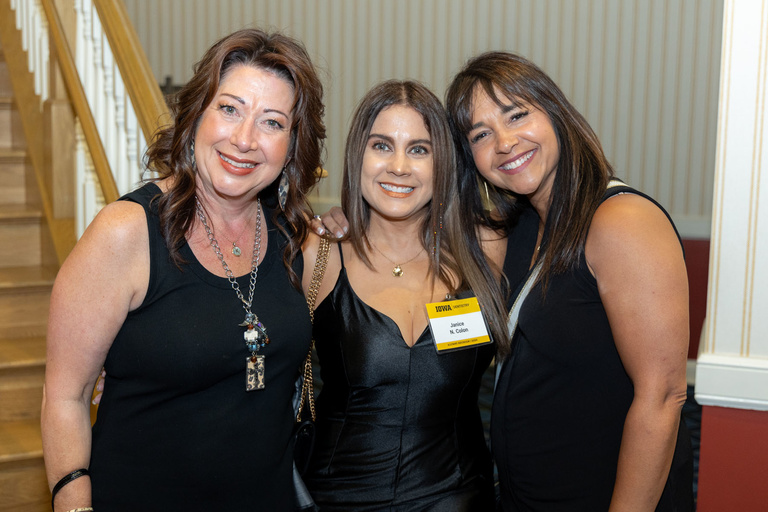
122, 0, 723, 235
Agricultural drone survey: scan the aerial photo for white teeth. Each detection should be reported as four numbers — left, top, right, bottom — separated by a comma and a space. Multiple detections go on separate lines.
380, 183, 414, 194
220, 153, 256, 168
500, 150, 534, 170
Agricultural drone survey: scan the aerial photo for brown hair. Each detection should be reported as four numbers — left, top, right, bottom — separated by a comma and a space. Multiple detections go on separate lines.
144, 28, 326, 286
446, 51, 614, 356
342, 80, 508, 350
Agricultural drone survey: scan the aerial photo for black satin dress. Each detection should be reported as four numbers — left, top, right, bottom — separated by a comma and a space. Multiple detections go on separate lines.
304, 246, 495, 511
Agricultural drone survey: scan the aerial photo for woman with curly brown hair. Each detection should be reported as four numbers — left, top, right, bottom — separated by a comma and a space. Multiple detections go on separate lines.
42, 28, 325, 511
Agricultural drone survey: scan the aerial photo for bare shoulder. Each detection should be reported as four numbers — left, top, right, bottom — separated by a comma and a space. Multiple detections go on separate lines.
69, 200, 148, 266
55, 199, 150, 312
586, 193, 682, 273
47, 199, 151, 388
585, 194, 688, 394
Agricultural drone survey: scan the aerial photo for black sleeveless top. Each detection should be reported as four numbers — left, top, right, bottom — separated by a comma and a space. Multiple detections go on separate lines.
493, 183, 693, 511
89, 183, 311, 511
305, 245, 495, 511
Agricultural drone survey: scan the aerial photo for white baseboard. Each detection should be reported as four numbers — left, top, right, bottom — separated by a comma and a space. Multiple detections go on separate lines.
694, 353, 768, 411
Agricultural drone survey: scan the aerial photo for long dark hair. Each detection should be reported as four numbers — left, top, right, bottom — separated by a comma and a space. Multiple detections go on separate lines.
447, 52, 613, 279
342, 80, 508, 350
144, 28, 326, 286
446, 51, 614, 356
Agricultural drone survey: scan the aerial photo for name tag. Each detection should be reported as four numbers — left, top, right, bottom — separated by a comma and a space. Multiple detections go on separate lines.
425, 297, 492, 353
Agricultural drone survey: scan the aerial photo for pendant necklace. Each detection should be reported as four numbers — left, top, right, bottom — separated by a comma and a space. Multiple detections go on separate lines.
219, 221, 250, 257
370, 241, 424, 278
196, 198, 268, 391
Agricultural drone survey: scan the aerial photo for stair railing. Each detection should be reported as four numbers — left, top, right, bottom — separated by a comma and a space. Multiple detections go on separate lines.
7, 0, 168, 246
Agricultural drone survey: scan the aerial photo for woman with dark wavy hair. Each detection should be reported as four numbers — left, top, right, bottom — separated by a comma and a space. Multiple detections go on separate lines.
302, 79, 507, 510
446, 51, 693, 511
42, 28, 325, 511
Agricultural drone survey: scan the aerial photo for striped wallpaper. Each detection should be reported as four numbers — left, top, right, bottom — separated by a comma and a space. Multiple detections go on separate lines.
122, 0, 724, 238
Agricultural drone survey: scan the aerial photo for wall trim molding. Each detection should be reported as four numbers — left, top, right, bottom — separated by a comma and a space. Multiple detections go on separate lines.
695, 353, 768, 411
687, 359, 697, 386
673, 215, 712, 239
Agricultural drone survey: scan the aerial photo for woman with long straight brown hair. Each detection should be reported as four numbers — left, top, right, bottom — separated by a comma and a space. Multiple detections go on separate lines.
447, 51, 693, 512
302, 79, 508, 511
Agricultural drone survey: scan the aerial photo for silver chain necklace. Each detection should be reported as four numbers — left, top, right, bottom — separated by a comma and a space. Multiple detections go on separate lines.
195, 197, 269, 391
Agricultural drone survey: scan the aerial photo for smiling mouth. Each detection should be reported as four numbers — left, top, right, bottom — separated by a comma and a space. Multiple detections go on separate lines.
219, 152, 257, 169
379, 183, 414, 194
499, 149, 535, 171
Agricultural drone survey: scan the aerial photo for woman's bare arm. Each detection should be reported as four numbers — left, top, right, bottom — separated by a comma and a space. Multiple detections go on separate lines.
586, 194, 689, 511
42, 201, 149, 510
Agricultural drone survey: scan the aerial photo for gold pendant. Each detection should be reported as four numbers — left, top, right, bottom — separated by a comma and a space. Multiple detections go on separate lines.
392, 265, 403, 277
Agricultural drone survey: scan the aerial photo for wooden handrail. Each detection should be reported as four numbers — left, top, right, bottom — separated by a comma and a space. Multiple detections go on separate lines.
92, 0, 170, 144
39, 0, 119, 204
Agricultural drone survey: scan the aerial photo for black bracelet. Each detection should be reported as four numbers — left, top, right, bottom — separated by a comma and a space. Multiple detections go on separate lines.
51, 468, 90, 510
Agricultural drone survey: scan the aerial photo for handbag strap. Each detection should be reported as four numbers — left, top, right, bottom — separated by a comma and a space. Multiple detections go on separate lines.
296, 236, 331, 422
498, 177, 625, 387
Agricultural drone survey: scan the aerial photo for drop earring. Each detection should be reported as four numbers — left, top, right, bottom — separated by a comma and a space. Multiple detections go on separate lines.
278, 168, 289, 211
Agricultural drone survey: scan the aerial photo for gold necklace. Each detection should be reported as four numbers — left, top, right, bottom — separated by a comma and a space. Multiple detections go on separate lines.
369, 240, 424, 277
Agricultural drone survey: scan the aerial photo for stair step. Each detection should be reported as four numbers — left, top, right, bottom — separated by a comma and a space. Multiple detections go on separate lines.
0, 337, 46, 422
0, 148, 30, 205
0, 336, 46, 370
0, 51, 12, 97
0, 204, 44, 268
0, 420, 48, 511
0, 96, 24, 150
0, 97, 23, 150
0, 419, 42, 465
0, 266, 56, 339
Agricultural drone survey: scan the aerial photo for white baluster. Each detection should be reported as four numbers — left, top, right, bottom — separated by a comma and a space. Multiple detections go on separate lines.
125, 94, 141, 189
75, 120, 86, 237
114, 70, 128, 194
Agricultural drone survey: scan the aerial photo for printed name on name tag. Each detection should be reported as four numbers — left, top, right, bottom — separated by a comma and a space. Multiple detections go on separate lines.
425, 297, 492, 353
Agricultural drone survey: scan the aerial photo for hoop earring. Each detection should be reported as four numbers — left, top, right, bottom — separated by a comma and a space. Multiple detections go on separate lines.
480, 178, 495, 212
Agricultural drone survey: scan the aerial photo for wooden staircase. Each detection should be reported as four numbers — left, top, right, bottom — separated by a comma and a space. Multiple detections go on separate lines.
0, 44, 56, 511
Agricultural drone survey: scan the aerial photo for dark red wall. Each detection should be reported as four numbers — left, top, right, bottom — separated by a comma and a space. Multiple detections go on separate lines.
697, 406, 768, 511
682, 239, 709, 359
